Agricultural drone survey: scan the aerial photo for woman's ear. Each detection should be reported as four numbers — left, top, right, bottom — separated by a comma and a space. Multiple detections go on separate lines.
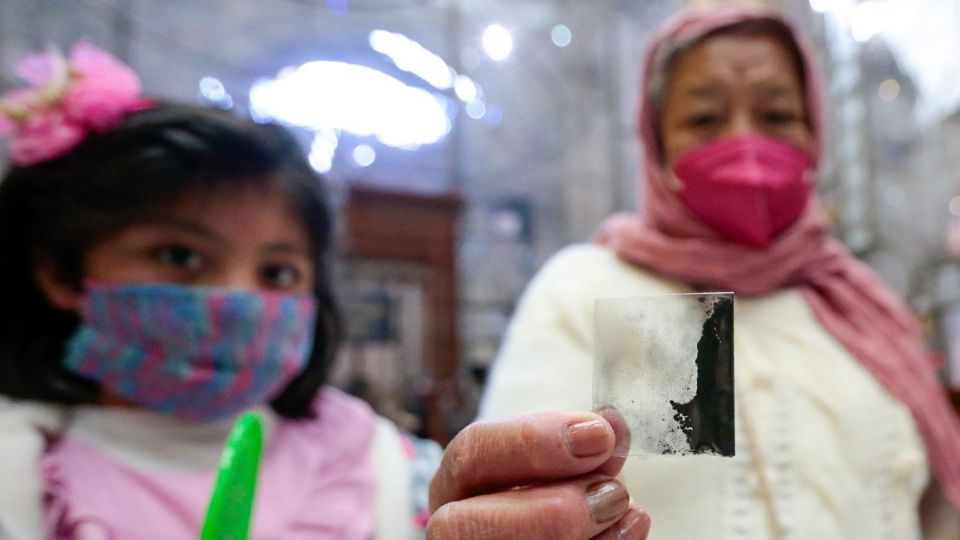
33, 263, 82, 312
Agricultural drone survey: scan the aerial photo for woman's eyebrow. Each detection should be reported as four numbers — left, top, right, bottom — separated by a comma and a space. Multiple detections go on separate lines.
680, 82, 727, 99
751, 81, 802, 99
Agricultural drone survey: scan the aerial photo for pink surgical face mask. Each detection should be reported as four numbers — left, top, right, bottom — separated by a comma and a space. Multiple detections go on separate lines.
673, 135, 815, 249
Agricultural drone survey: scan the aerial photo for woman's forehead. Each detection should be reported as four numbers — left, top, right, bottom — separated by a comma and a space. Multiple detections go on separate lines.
668, 32, 805, 94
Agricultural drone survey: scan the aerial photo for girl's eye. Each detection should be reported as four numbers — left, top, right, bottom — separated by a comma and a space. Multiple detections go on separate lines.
157, 245, 204, 271
261, 264, 302, 290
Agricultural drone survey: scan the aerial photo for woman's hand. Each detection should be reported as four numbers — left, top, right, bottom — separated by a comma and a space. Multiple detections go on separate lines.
427, 409, 649, 539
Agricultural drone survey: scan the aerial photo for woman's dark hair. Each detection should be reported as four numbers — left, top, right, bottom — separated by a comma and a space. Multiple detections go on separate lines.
0, 102, 340, 419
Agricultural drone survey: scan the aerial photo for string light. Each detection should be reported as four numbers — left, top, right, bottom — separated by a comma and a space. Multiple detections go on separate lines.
483, 24, 513, 61
551, 24, 572, 48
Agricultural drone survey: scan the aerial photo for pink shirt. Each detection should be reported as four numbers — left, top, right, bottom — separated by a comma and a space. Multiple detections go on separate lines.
41, 388, 378, 539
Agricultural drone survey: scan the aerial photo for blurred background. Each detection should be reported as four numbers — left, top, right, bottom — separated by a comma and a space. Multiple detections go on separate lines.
4, 0, 960, 442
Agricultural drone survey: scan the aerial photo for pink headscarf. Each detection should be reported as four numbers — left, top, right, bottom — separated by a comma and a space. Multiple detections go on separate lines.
596, 5, 960, 509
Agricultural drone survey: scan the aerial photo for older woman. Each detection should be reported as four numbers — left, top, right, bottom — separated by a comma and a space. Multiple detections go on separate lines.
480, 6, 960, 539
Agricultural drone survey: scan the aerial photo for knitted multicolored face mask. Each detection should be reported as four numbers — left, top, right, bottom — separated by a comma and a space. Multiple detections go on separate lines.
64, 282, 317, 422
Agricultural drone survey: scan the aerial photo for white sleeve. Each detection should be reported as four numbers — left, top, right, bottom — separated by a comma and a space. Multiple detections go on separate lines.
0, 399, 61, 540
479, 246, 603, 418
370, 418, 416, 540
479, 244, 683, 419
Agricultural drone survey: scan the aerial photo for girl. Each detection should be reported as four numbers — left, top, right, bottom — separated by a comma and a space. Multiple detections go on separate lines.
0, 44, 649, 540
0, 43, 437, 539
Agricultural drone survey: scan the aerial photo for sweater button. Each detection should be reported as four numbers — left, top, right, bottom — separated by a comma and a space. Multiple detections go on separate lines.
891, 449, 923, 481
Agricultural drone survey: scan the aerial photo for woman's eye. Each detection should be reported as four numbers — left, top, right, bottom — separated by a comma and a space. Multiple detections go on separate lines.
261, 264, 302, 290
157, 245, 203, 271
688, 113, 722, 128
764, 110, 801, 124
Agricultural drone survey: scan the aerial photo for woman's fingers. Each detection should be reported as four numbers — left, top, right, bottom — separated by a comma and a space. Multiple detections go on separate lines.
594, 407, 631, 478
427, 474, 645, 540
427, 409, 642, 538
589, 506, 651, 540
430, 411, 617, 512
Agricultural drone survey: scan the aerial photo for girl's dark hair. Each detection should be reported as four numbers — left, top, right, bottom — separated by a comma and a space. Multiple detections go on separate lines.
0, 102, 340, 419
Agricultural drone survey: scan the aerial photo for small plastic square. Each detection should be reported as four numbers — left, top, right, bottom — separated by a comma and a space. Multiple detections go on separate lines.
593, 292, 734, 457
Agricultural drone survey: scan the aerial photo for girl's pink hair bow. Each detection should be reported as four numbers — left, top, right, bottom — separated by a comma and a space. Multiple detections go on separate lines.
0, 43, 151, 166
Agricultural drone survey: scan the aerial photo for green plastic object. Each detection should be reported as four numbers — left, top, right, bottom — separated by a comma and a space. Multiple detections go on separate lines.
199, 412, 265, 540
